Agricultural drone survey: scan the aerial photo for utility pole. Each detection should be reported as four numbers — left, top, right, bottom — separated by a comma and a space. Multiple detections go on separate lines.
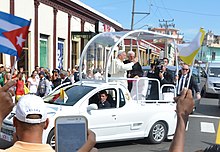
130, 0, 150, 51
159, 19, 175, 58
131, 0, 136, 31
130, 0, 136, 52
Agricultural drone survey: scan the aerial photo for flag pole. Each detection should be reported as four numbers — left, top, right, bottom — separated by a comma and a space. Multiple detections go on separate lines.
173, 39, 179, 89
186, 58, 195, 89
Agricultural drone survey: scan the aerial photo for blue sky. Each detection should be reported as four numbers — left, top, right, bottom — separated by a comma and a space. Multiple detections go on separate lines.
80, 0, 220, 41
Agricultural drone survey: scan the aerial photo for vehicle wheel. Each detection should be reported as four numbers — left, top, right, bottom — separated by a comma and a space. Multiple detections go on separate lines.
147, 121, 167, 144
47, 129, 55, 149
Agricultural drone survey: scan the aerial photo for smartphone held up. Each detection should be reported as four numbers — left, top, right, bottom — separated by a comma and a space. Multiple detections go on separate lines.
55, 115, 87, 152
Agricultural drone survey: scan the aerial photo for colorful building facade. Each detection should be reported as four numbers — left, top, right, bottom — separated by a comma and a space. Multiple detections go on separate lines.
0, 0, 123, 75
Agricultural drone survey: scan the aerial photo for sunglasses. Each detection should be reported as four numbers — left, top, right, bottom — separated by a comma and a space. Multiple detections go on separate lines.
182, 68, 189, 71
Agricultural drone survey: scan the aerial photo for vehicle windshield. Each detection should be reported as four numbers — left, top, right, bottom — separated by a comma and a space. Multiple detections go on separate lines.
209, 67, 220, 77
44, 85, 95, 106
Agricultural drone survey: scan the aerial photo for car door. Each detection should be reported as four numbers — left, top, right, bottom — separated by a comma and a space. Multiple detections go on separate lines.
83, 88, 119, 142
87, 87, 146, 141
86, 108, 119, 141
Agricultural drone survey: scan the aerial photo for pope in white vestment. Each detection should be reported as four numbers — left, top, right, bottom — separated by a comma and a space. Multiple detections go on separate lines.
109, 50, 135, 87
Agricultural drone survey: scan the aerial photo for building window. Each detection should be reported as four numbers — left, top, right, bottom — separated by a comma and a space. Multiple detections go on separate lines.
57, 38, 64, 69
212, 51, 216, 61
40, 34, 49, 68
72, 41, 78, 66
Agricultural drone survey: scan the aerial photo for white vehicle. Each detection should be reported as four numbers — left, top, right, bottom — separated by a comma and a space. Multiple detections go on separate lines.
0, 30, 177, 148
202, 62, 220, 97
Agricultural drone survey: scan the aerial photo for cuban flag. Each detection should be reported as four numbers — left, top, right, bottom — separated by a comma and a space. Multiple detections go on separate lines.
0, 11, 31, 58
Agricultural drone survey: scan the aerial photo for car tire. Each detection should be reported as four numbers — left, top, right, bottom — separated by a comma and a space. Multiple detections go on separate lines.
47, 129, 55, 149
146, 121, 167, 144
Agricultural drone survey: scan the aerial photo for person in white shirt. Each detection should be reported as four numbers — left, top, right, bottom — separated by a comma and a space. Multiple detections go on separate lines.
109, 50, 137, 87
94, 68, 103, 80
27, 70, 39, 94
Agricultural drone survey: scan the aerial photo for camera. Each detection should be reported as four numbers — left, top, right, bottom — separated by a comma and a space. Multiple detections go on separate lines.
154, 59, 164, 73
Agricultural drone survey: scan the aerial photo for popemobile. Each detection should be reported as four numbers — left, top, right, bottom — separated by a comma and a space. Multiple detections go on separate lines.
1, 30, 178, 148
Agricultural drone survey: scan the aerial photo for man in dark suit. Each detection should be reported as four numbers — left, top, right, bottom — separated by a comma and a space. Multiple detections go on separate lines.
51, 69, 61, 89
158, 64, 174, 92
98, 90, 111, 109
175, 64, 201, 100
123, 51, 143, 92
147, 63, 159, 100
60, 70, 72, 84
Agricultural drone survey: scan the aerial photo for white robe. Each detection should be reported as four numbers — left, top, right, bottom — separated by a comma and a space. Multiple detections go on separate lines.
109, 58, 134, 87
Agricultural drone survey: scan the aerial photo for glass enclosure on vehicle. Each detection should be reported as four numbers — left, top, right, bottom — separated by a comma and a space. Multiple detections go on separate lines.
79, 30, 175, 83
44, 85, 95, 106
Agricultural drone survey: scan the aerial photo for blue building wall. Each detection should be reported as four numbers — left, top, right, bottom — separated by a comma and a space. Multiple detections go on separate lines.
196, 46, 220, 62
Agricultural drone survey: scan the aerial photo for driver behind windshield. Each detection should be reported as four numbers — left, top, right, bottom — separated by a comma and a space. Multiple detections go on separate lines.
98, 90, 111, 109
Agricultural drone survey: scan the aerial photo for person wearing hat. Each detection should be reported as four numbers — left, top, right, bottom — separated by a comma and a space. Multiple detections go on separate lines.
109, 50, 137, 88
36, 71, 51, 97
0, 93, 97, 152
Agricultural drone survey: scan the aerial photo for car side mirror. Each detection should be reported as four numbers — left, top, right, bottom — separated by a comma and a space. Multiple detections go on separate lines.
87, 104, 98, 111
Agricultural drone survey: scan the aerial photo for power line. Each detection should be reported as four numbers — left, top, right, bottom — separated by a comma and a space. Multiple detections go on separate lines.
133, 0, 152, 26
159, 19, 175, 34
152, 4, 220, 17
131, 0, 150, 30
152, 1, 163, 19
159, 19, 175, 58
133, 13, 150, 26
160, 0, 173, 19
136, 7, 158, 29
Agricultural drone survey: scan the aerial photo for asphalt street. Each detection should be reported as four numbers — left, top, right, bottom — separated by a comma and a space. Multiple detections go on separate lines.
0, 97, 220, 152
97, 97, 220, 152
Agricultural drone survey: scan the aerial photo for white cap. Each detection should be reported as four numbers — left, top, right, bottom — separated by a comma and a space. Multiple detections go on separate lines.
15, 95, 47, 124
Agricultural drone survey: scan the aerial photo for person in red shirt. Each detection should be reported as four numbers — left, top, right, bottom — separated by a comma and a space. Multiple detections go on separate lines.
15, 72, 25, 103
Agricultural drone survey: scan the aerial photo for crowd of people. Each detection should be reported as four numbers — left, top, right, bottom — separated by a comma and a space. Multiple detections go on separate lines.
0, 64, 89, 101
145, 57, 201, 101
